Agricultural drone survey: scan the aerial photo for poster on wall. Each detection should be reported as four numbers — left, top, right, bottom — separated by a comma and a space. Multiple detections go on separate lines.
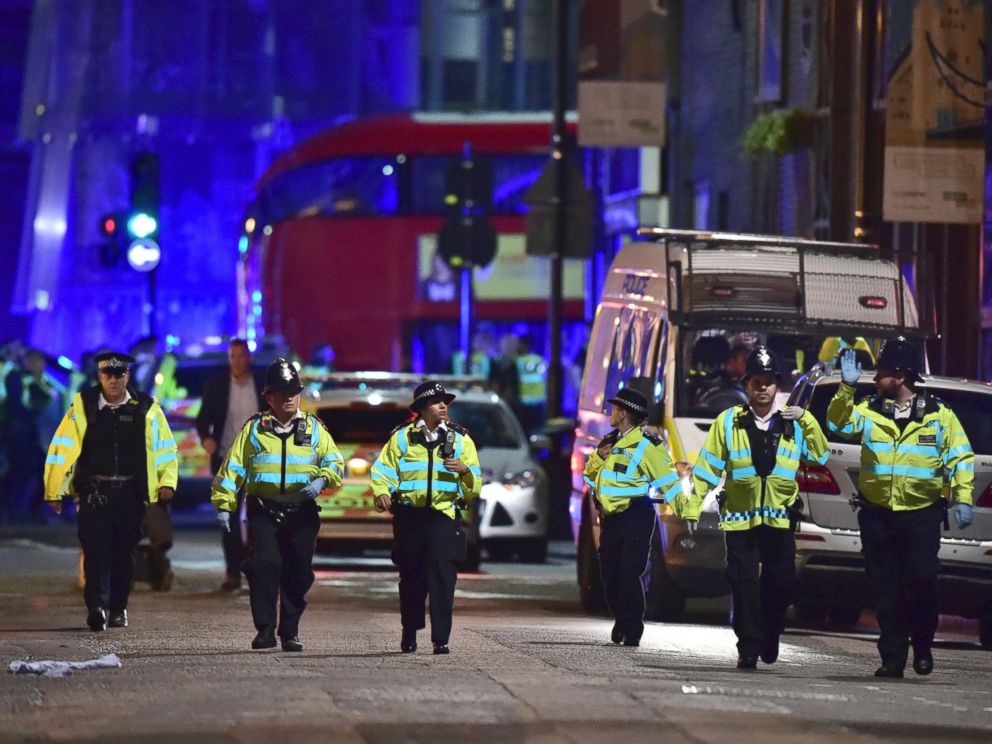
882, 0, 984, 224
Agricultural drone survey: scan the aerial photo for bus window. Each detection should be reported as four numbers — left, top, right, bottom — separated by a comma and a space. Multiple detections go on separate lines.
410, 154, 546, 216
256, 157, 399, 222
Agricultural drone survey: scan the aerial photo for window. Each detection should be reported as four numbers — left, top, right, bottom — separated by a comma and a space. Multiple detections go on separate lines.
579, 304, 660, 413
756, 0, 784, 102
315, 405, 411, 444
410, 154, 546, 215
254, 157, 400, 223
448, 402, 523, 448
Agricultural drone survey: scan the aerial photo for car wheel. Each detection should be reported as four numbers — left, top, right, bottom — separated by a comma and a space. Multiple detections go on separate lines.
578, 507, 608, 613
516, 537, 547, 564
644, 527, 686, 622
979, 610, 992, 649
827, 601, 862, 627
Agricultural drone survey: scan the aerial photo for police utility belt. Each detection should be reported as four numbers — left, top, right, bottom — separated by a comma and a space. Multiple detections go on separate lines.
82, 475, 137, 507
253, 495, 313, 525
849, 494, 950, 530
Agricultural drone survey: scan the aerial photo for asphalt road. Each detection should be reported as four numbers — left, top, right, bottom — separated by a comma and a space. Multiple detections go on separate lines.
1, 524, 990, 743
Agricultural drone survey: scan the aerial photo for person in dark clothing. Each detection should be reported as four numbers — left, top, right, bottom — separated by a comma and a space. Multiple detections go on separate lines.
196, 339, 265, 590
43, 351, 178, 631
4, 349, 55, 524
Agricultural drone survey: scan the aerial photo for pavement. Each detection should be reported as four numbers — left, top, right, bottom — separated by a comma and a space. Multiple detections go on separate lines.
0, 525, 990, 743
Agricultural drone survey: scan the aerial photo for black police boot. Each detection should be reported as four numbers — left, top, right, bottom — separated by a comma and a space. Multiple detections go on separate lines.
281, 636, 304, 652
87, 607, 107, 632
622, 636, 640, 647
736, 654, 758, 670
108, 610, 128, 628
760, 634, 779, 665
251, 627, 277, 649
401, 629, 417, 653
912, 649, 933, 676
610, 623, 624, 644
432, 642, 450, 655
874, 664, 904, 679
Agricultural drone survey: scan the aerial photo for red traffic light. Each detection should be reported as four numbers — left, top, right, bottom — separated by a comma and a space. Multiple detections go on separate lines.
99, 214, 119, 237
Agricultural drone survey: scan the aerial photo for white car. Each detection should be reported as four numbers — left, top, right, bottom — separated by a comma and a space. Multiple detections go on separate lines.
302, 374, 550, 565
788, 364, 992, 645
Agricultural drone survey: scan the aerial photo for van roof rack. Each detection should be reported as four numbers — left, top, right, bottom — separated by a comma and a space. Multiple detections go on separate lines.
300, 371, 487, 391
636, 227, 879, 253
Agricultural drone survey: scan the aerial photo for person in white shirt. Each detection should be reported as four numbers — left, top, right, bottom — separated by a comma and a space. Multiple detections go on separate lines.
196, 339, 265, 590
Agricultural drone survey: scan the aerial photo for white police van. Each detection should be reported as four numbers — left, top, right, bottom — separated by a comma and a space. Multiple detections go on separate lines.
572, 228, 925, 619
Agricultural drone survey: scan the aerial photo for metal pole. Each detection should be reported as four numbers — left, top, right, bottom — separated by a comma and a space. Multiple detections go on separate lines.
547, 0, 567, 419
460, 141, 475, 370
147, 268, 157, 338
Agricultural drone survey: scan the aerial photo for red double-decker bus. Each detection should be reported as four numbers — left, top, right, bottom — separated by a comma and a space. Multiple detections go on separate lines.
239, 112, 588, 372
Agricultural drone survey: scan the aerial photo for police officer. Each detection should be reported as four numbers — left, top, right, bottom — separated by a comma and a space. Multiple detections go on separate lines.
43, 351, 178, 631
583, 386, 681, 647
829, 338, 974, 678
212, 358, 342, 652
685, 347, 829, 669
371, 381, 481, 655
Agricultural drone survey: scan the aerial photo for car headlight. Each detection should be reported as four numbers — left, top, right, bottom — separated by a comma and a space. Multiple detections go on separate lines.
502, 470, 537, 488
346, 457, 370, 477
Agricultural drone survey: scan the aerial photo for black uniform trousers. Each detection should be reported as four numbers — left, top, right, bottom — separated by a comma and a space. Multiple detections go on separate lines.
724, 525, 796, 657
77, 482, 145, 614
212, 452, 245, 579
391, 505, 466, 644
858, 501, 942, 668
244, 497, 320, 640
598, 497, 656, 643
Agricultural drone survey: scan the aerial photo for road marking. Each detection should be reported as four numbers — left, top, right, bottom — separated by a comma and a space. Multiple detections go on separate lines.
681, 684, 851, 702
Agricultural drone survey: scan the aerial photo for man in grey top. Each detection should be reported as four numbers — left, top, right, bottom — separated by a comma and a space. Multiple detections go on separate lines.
196, 339, 265, 590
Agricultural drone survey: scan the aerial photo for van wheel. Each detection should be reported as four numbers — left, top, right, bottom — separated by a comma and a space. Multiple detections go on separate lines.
516, 538, 547, 564
578, 509, 607, 613
979, 611, 992, 649
645, 528, 686, 621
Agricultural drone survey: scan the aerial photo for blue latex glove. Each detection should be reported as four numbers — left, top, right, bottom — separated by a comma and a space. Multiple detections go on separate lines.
300, 477, 326, 500
839, 348, 861, 386
684, 519, 698, 536
216, 510, 231, 533
953, 503, 974, 529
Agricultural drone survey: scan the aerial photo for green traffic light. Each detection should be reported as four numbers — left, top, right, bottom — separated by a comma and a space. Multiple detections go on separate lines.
127, 212, 158, 239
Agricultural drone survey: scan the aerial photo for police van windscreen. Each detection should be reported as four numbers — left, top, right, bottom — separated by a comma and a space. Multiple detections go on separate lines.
679, 330, 884, 418
806, 382, 992, 454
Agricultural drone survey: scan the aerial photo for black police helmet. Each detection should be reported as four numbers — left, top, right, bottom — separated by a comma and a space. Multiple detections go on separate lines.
606, 387, 649, 419
410, 381, 456, 412
876, 336, 922, 382
742, 346, 781, 383
262, 358, 303, 396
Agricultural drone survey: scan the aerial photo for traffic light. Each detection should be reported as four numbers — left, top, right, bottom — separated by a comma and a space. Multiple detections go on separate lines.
438, 147, 496, 269
96, 211, 125, 268
128, 152, 160, 242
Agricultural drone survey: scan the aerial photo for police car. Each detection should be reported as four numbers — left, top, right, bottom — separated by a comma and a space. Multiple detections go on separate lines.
788, 363, 992, 645
301, 373, 551, 567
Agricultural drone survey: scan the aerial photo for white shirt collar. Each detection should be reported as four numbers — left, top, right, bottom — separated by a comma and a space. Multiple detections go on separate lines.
271, 409, 305, 433
749, 403, 780, 424
98, 389, 132, 410
416, 418, 447, 442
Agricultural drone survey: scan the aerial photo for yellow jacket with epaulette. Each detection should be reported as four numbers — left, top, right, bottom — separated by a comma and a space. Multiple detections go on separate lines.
211, 410, 343, 512
370, 422, 482, 519
684, 405, 829, 530
583, 427, 680, 516
827, 383, 974, 510
43, 388, 178, 503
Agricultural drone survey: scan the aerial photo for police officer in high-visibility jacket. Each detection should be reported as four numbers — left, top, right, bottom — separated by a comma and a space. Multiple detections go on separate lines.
684, 347, 828, 669
583, 386, 681, 647
212, 358, 343, 652
829, 338, 974, 678
43, 351, 178, 632
371, 381, 481, 655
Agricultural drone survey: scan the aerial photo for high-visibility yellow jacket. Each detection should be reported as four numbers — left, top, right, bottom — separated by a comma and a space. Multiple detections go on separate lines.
685, 406, 829, 530
583, 427, 680, 516
43, 388, 178, 503
827, 383, 974, 509
516, 353, 547, 406
211, 411, 343, 512
370, 422, 482, 519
